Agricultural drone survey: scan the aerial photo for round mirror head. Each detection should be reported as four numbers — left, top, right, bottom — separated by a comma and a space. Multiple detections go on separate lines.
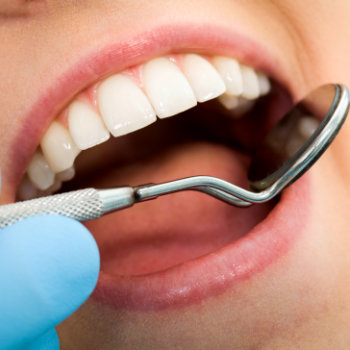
248, 84, 348, 192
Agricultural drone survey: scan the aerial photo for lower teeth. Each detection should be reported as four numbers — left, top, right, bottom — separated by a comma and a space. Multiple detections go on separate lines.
218, 95, 255, 117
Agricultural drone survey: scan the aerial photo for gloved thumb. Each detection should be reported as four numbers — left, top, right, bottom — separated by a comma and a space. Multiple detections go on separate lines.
0, 215, 100, 350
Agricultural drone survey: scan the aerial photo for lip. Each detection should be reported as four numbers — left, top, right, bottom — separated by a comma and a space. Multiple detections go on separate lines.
93, 175, 310, 311
3, 21, 308, 311
5, 22, 294, 201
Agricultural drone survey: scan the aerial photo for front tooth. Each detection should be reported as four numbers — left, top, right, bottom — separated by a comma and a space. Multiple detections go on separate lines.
212, 57, 243, 96
98, 74, 156, 137
68, 101, 110, 150
40, 121, 80, 173
240, 65, 260, 99
143, 57, 197, 118
27, 151, 55, 190
182, 54, 226, 102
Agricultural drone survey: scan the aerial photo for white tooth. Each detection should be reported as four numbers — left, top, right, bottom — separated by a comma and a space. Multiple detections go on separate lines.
218, 95, 255, 118
240, 65, 260, 99
40, 121, 80, 173
50, 180, 62, 193
143, 57, 197, 118
98, 74, 156, 137
257, 72, 271, 96
56, 167, 75, 182
182, 54, 226, 102
298, 116, 319, 140
17, 176, 39, 201
39, 179, 62, 197
68, 101, 110, 150
27, 151, 55, 190
234, 98, 255, 117
212, 56, 243, 96
218, 94, 240, 110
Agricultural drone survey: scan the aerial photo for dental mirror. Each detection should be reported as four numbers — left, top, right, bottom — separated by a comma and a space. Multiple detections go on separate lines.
0, 84, 349, 229
248, 84, 349, 192
134, 83, 350, 206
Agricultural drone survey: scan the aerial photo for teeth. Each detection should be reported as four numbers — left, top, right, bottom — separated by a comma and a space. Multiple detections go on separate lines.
234, 98, 255, 116
143, 57, 197, 118
240, 65, 260, 100
257, 72, 271, 96
40, 121, 80, 173
218, 95, 240, 110
37, 179, 62, 197
298, 116, 319, 139
98, 74, 156, 137
50, 180, 62, 193
27, 151, 55, 190
218, 95, 255, 117
56, 167, 76, 182
182, 54, 226, 102
212, 57, 243, 96
20, 53, 271, 200
285, 116, 320, 157
68, 101, 110, 150
17, 176, 39, 201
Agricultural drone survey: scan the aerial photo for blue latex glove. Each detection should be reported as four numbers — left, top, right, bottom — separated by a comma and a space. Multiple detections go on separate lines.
0, 215, 100, 350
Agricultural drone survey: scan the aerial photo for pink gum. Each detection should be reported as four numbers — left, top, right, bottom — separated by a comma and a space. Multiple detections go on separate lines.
56, 53, 212, 128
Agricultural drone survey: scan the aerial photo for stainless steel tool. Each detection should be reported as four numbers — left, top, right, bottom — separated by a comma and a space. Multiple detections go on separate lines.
0, 84, 348, 229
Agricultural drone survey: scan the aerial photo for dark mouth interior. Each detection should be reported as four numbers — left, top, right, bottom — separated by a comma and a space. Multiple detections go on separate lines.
62, 81, 292, 192
58, 82, 293, 276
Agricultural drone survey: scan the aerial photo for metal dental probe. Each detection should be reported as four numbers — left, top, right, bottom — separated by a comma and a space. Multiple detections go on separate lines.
0, 84, 349, 229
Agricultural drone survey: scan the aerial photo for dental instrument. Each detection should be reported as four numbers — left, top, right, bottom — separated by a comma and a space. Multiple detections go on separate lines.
0, 84, 348, 229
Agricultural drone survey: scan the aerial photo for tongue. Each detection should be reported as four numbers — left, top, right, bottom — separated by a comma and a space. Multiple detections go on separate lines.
83, 141, 272, 276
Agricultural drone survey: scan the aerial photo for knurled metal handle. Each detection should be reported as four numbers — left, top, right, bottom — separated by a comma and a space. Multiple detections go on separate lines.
0, 188, 103, 229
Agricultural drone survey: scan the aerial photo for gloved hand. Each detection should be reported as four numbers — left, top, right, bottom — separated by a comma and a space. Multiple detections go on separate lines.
0, 215, 100, 350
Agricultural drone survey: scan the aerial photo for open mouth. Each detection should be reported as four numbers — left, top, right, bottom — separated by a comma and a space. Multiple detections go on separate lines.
18, 53, 276, 198
12, 42, 309, 310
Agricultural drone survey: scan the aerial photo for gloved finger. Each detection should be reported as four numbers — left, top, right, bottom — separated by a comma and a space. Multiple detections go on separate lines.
20, 328, 59, 350
0, 215, 100, 350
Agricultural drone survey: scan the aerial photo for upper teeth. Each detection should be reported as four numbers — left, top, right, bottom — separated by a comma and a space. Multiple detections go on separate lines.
17, 53, 271, 200
98, 74, 157, 137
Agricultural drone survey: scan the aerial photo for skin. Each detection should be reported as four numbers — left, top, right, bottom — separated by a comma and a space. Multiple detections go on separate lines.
1, 0, 350, 349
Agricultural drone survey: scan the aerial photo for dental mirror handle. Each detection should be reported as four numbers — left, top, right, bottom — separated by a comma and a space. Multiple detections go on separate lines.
0, 187, 137, 229
1, 84, 348, 229
0, 177, 252, 229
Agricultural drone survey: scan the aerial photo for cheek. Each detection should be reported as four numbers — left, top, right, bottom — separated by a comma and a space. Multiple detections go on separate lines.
330, 117, 350, 180
57, 163, 350, 350
57, 232, 350, 350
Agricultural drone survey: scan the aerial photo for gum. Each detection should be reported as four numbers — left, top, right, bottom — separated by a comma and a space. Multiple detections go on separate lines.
56, 53, 213, 128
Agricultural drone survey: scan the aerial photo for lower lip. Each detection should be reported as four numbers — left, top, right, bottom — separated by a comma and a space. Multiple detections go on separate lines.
92, 175, 310, 311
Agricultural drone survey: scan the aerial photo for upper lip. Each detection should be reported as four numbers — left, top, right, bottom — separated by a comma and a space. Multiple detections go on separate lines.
5, 22, 297, 202
1, 19, 312, 312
